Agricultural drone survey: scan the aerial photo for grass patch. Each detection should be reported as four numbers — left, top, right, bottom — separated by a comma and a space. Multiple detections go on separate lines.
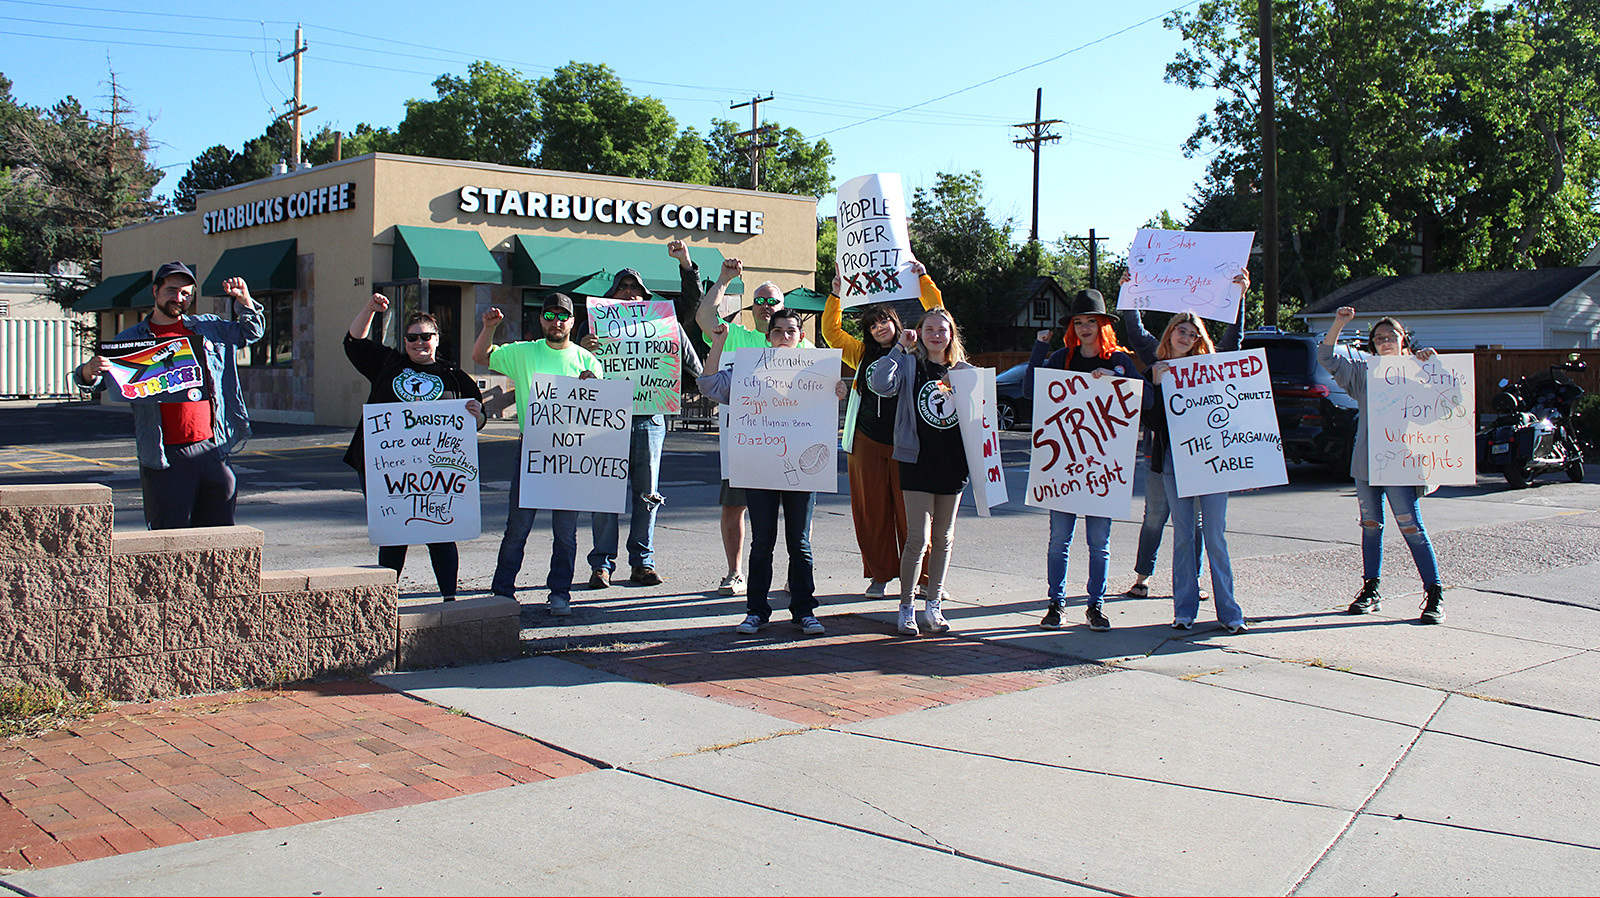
0, 682, 108, 739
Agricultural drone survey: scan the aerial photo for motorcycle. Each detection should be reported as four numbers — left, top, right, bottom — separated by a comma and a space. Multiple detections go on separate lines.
1476, 355, 1587, 488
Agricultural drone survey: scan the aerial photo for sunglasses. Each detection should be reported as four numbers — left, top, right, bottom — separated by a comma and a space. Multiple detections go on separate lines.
542, 310, 572, 322
753, 296, 782, 307
405, 332, 438, 343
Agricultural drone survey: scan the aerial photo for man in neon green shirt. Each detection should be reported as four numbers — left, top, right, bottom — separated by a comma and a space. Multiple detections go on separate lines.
472, 293, 603, 616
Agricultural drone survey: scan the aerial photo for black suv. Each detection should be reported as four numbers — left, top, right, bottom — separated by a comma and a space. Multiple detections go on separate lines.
1240, 329, 1360, 478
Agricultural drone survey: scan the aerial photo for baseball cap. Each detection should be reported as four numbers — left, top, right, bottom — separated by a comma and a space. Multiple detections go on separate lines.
542, 293, 575, 314
153, 261, 196, 286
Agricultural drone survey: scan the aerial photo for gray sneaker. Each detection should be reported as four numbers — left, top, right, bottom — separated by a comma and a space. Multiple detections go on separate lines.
796, 616, 825, 636
549, 593, 572, 616
735, 614, 767, 634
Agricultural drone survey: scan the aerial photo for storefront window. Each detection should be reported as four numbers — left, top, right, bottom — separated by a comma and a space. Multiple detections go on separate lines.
238, 293, 293, 367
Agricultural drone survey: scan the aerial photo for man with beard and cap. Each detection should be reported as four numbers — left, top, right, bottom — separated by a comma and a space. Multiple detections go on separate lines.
575, 241, 705, 589
72, 262, 263, 530
694, 258, 811, 598
472, 292, 603, 617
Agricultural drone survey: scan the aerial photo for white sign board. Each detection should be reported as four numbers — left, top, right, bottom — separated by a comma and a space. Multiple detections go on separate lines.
363, 399, 481, 546
1366, 353, 1476, 486
517, 373, 631, 513
950, 368, 1009, 516
835, 173, 919, 307
727, 347, 843, 492
1162, 349, 1288, 497
587, 297, 682, 415
1121, 229, 1254, 323
1025, 369, 1144, 519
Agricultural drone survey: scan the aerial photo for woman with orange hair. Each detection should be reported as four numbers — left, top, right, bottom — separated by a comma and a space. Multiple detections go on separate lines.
1026, 289, 1144, 631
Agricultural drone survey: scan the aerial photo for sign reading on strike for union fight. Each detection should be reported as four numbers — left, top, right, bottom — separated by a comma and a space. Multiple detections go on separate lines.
949, 368, 1009, 516
1366, 353, 1476, 487
363, 399, 481, 547
1026, 369, 1144, 519
587, 298, 682, 415
835, 173, 920, 307
518, 373, 631, 514
728, 347, 843, 493
1161, 348, 1288, 498
97, 336, 210, 403
1120, 229, 1255, 323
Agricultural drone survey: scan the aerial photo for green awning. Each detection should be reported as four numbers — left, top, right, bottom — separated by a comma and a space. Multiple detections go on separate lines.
201, 239, 298, 296
782, 286, 827, 313
511, 235, 743, 296
392, 226, 501, 283
74, 271, 152, 312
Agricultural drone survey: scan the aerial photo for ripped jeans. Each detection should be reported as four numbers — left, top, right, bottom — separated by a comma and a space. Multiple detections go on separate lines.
590, 415, 666, 572
1354, 480, 1441, 585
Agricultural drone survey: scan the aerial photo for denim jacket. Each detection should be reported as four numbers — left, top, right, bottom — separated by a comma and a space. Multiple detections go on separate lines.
74, 309, 265, 469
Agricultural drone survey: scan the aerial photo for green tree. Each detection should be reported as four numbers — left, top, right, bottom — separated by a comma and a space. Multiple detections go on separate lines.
171, 120, 297, 212
908, 171, 1028, 352
395, 61, 538, 166
815, 217, 837, 294
533, 62, 702, 180
704, 119, 834, 196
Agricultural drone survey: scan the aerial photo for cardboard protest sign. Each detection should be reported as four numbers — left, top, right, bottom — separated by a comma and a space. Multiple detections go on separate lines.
96, 336, 209, 403
727, 347, 843, 492
949, 367, 1009, 516
1025, 369, 1144, 519
1161, 348, 1287, 497
1121, 229, 1255, 323
587, 298, 682, 415
517, 373, 631, 513
1366, 353, 1476, 486
362, 399, 481, 546
835, 174, 919, 307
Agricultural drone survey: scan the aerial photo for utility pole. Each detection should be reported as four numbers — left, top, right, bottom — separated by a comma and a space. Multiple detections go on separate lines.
276, 25, 317, 167
1258, 0, 1279, 326
1012, 88, 1062, 247
730, 95, 777, 189
1066, 229, 1109, 291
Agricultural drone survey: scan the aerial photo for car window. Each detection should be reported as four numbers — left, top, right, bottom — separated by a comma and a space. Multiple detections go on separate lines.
996, 363, 1028, 384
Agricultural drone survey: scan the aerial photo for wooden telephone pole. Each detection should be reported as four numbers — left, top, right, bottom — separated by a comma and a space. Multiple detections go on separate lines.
730, 95, 777, 189
1012, 88, 1062, 246
276, 25, 317, 167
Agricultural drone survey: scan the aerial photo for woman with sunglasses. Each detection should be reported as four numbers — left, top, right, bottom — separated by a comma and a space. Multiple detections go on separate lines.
1320, 307, 1446, 624
344, 293, 485, 601
824, 261, 944, 601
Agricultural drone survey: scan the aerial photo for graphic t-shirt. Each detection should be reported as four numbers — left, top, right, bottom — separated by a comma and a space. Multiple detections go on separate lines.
898, 359, 969, 495
148, 319, 214, 446
854, 349, 899, 446
342, 334, 483, 472
488, 339, 604, 430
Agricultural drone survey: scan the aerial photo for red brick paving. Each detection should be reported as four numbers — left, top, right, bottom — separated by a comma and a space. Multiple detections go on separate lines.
0, 681, 597, 872
557, 613, 1088, 726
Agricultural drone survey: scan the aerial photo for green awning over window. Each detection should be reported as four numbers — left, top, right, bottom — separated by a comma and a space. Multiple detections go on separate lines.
201, 239, 298, 296
782, 286, 827, 313
392, 226, 501, 283
74, 271, 153, 312
511, 235, 743, 297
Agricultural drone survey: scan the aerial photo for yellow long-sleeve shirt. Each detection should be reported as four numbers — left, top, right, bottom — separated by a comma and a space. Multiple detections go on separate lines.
822, 274, 943, 371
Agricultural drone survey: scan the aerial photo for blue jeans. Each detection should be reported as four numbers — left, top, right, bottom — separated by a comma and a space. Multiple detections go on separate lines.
1133, 458, 1203, 578
745, 489, 817, 621
1354, 480, 1441, 585
1047, 511, 1111, 607
1166, 472, 1243, 627
492, 474, 578, 598
590, 415, 666, 572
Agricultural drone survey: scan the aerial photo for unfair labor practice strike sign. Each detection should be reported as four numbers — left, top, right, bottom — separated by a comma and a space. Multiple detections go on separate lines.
1120, 229, 1254, 323
835, 173, 920, 307
97, 336, 209, 402
587, 298, 682, 415
1026, 369, 1144, 519
727, 347, 843, 493
1366, 354, 1476, 486
363, 399, 481, 546
518, 373, 631, 513
949, 368, 1009, 516
1160, 349, 1287, 497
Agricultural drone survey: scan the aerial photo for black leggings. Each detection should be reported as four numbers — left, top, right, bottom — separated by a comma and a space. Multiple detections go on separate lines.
377, 543, 460, 598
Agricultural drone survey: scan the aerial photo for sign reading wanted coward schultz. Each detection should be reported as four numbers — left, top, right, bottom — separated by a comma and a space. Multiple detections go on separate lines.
97, 336, 210, 403
727, 347, 843, 493
518, 373, 631, 513
586, 298, 682, 415
1026, 368, 1144, 519
835, 174, 920, 307
1161, 348, 1287, 498
362, 399, 481, 547
1366, 353, 1476, 486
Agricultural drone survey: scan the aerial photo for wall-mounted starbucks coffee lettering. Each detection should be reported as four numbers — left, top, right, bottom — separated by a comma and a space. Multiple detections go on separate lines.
202, 182, 356, 235
456, 186, 762, 235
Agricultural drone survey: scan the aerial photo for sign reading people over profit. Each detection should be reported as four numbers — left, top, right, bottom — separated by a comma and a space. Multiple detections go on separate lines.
949, 367, 1009, 516
587, 298, 682, 415
1120, 229, 1254, 323
363, 399, 481, 546
1366, 353, 1476, 486
517, 374, 632, 513
97, 336, 209, 403
1026, 369, 1144, 519
834, 174, 920, 306
727, 347, 843, 492
1160, 348, 1287, 497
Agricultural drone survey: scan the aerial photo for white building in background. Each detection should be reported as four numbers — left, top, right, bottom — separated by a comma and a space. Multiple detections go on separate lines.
0, 271, 90, 398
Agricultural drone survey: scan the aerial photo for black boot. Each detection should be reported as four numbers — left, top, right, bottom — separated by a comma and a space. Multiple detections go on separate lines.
1348, 578, 1381, 614
1419, 584, 1445, 625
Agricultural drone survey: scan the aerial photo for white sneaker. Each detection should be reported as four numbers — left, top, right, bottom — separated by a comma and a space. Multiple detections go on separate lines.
923, 595, 950, 634
735, 614, 767, 634
896, 603, 918, 635
796, 616, 825, 635
719, 574, 746, 596
866, 580, 890, 599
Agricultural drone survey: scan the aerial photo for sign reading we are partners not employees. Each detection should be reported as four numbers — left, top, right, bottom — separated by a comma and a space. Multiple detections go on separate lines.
363, 399, 481, 546
517, 373, 632, 514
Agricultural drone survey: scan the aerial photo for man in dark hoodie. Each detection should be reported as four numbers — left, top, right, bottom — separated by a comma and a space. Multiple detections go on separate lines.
578, 240, 705, 587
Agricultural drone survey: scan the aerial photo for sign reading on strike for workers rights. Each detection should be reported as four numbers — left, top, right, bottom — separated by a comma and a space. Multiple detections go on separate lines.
1366, 353, 1476, 487
517, 373, 632, 513
362, 399, 481, 546
586, 298, 682, 415
1120, 229, 1254, 323
1159, 348, 1287, 497
1026, 369, 1144, 519
835, 173, 920, 307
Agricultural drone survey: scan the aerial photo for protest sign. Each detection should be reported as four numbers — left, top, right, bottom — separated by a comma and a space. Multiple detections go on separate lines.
727, 347, 843, 492
1025, 369, 1144, 519
1161, 348, 1287, 497
96, 336, 209, 403
835, 174, 919, 307
587, 298, 682, 415
362, 399, 481, 546
1366, 353, 1476, 486
517, 373, 631, 513
1121, 229, 1255, 323
949, 367, 1009, 516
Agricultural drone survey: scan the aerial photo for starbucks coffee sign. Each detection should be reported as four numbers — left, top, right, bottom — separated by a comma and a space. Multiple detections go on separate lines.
456, 186, 764, 235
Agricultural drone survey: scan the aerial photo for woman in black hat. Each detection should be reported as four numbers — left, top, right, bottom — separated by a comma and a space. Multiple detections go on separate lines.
1027, 289, 1143, 632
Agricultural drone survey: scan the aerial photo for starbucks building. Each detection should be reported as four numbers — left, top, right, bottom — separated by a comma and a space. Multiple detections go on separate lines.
82, 153, 820, 426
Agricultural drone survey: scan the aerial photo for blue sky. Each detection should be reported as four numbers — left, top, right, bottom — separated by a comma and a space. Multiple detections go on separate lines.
2, 0, 1225, 261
